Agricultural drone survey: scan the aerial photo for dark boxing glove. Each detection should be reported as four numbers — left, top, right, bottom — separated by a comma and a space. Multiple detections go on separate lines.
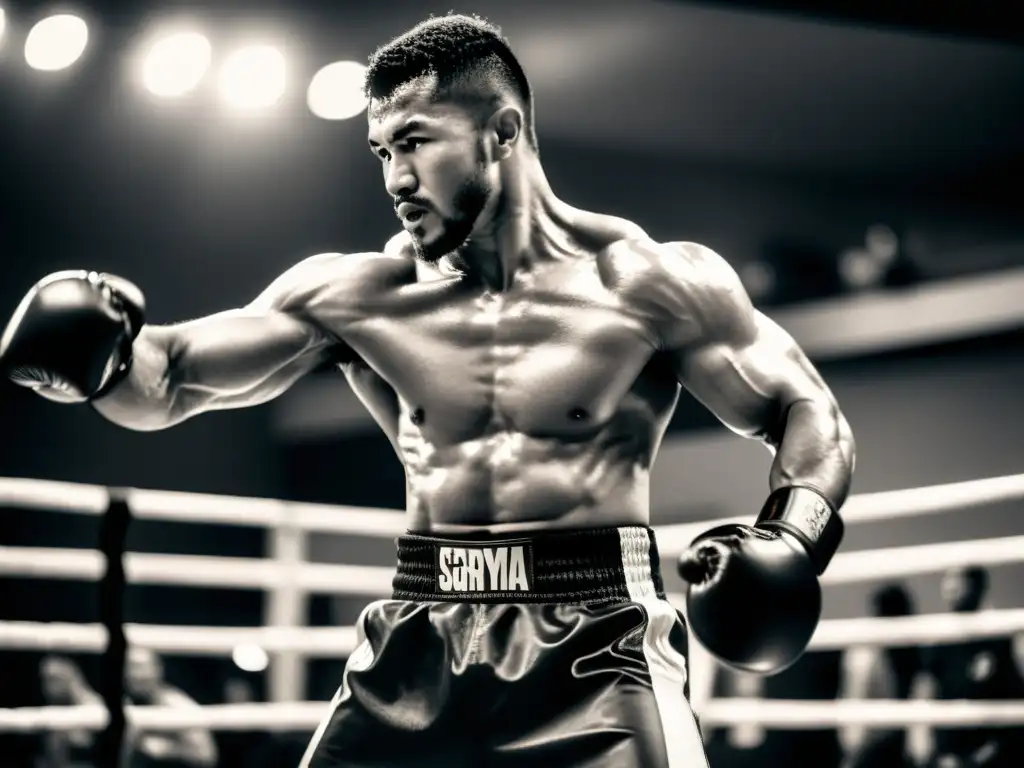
678, 486, 844, 674
1, 270, 146, 403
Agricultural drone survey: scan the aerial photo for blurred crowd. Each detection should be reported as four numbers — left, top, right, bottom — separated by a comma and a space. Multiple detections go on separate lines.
32, 647, 308, 768
19, 565, 1024, 768
706, 565, 1024, 768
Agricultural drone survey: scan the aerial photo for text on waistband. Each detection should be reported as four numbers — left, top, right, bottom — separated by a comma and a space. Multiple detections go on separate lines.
436, 543, 532, 593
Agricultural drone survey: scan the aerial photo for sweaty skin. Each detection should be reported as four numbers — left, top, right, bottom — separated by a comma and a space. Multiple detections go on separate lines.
92, 76, 853, 534
94, 224, 852, 534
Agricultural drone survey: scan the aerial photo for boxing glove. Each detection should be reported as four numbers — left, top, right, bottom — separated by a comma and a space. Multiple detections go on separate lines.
0, 270, 145, 403
678, 486, 844, 674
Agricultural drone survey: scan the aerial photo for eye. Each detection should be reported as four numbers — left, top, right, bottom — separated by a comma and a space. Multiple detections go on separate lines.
403, 138, 428, 151
375, 148, 390, 162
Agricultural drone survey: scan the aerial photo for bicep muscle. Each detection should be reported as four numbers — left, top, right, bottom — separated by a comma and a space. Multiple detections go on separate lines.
651, 242, 834, 439
167, 307, 330, 410
675, 312, 825, 438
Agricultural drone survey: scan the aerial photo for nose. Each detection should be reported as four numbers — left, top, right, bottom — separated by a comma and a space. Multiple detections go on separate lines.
384, 158, 416, 198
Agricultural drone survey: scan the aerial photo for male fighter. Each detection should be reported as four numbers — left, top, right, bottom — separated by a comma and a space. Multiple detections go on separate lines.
1, 14, 855, 767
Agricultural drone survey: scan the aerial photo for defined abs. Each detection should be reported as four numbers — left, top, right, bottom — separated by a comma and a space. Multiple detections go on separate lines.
404, 432, 645, 527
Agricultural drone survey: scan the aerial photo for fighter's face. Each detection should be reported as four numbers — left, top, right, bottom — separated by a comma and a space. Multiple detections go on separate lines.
368, 80, 494, 263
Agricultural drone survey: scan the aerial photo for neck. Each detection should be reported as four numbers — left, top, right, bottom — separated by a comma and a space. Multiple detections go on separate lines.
449, 151, 567, 292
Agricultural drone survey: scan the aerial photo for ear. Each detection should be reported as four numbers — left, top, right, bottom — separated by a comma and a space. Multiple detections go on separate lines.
488, 105, 523, 159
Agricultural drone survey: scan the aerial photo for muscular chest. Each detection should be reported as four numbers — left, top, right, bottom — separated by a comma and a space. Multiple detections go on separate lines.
345, 269, 662, 442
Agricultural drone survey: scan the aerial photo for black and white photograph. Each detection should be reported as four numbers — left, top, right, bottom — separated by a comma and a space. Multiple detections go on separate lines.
0, 2, 1022, 766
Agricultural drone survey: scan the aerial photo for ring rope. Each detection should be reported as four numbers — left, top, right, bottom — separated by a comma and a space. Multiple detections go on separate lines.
700, 699, 1024, 729
2, 472, 1022, 543
655, 472, 1024, 553
1, 699, 1023, 733
810, 608, 1024, 649
0, 477, 405, 534
820, 535, 1024, 585
0, 622, 358, 655
4, 534, 1022, 595
0, 547, 394, 593
1, 609, 1021, 656
3, 473, 1023, 738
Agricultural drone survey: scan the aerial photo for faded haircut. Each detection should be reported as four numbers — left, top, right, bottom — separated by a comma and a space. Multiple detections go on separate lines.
364, 13, 538, 150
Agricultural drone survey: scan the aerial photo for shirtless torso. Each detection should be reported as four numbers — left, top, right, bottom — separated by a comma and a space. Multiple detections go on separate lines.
341, 225, 681, 533
93, 207, 813, 535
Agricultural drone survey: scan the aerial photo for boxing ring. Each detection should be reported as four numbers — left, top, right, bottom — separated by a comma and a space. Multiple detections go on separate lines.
2, 472, 1024, 739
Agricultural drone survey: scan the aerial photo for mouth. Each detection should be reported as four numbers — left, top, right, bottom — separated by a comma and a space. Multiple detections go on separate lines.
397, 202, 426, 223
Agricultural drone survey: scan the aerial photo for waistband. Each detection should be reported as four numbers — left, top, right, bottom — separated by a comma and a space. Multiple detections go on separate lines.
391, 525, 666, 604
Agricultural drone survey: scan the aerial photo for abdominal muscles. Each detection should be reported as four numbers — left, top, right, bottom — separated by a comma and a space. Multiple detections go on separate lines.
399, 427, 651, 532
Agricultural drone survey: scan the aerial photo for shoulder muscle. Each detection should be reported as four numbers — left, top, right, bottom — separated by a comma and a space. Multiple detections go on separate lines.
250, 251, 415, 320
612, 239, 756, 350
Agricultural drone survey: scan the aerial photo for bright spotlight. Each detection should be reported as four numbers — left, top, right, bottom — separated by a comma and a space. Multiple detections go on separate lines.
231, 644, 269, 673
25, 14, 89, 72
0, 9, 7, 49
838, 247, 886, 291
307, 60, 368, 120
142, 32, 211, 97
219, 45, 286, 110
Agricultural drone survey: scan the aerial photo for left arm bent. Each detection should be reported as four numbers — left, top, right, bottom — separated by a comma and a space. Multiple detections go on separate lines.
637, 240, 856, 672
656, 241, 856, 510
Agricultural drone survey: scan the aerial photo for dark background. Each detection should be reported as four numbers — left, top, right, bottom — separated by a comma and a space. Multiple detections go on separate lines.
1, 1, 1022, 766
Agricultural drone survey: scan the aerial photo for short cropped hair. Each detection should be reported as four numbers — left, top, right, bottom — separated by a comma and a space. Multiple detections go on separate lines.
364, 14, 538, 150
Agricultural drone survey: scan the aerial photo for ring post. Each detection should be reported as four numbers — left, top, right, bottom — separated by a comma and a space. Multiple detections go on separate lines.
96, 488, 131, 768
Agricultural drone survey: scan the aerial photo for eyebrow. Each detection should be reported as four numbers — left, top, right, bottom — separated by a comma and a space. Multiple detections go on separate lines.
368, 120, 426, 148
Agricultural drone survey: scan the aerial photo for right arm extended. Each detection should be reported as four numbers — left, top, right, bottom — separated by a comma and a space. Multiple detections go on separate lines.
1, 255, 355, 431
95, 309, 332, 431
98, 255, 354, 430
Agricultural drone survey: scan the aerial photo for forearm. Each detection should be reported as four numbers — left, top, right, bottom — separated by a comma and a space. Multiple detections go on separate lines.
91, 326, 178, 431
91, 307, 328, 430
770, 397, 856, 509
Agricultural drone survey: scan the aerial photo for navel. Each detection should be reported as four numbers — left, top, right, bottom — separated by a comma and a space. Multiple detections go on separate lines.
567, 407, 590, 422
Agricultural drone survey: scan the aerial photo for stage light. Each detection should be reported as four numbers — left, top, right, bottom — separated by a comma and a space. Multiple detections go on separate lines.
219, 44, 286, 110
0, 9, 7, 50
837, 247, 884, 290
307, 60, 368, 120
232, 644, 269, 673
142, 31, 211, 97
838, 223, 902, 292
24, 14, 89, 72
865, 224, 899, 262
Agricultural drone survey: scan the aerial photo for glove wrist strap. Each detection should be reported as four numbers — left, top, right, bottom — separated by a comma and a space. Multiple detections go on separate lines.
89, 335, 135, 403
755, 486, 844, 575
89, 274, 143, 403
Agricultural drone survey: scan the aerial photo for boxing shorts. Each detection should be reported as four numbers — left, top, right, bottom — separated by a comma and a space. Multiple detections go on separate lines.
300, 525, 709, 767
